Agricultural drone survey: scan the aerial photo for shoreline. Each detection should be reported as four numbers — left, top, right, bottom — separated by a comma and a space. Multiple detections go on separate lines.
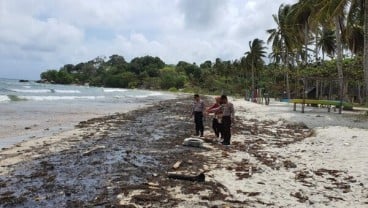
1, 97, 368, 207
0, 91, 180, 149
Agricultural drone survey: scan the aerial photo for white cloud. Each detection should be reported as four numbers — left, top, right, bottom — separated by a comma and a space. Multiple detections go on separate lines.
0, 0, 298, 79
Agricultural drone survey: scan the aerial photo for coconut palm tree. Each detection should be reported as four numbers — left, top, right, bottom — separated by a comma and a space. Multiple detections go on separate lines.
244, 38, 267, 92
314, 0, 350, 113
290, 0, 317, 65
345, 0, 364, 55
267, 4, 297, 99
363, 0, 368, 104
345, 0, 368, 103
317, 26, 336, 61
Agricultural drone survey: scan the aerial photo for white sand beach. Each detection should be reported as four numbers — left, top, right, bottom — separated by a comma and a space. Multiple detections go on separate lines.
1, 96, 367, 207
197, 99, 368, 207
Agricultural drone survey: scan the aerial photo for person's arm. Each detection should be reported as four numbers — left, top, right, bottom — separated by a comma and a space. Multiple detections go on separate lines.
206, 103, 217, 113
207, 105, 221, 113
230, 103, 235, 121
190, 102, 194, 117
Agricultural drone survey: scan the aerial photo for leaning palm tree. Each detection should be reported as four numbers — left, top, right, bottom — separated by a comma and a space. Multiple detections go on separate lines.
345, 0, 364, 54
244, 38, 267, 92
290, 0, 317, 65
345, 0, 367, 104
364, 0, 368, 104
267, 4, 296, 99
315, 0, 349, 113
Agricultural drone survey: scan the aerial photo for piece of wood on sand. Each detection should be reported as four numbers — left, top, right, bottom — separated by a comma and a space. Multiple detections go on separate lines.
167, 172, 205, 182
82, 145, 106, 156
172, 161, 182, 170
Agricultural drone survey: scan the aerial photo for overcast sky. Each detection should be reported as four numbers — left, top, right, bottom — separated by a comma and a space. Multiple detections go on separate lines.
0, 0, 297, 80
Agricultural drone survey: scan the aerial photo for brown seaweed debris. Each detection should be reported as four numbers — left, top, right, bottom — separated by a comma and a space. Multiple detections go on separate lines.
290, 191, 309, 203
283, 160, 297, 169
236, 190, 261, 197
167, 172, 205, 182
294, 170, 315, 187
324, 194, 345, 201
314, 168, 344, 177
0, 192, 27, 207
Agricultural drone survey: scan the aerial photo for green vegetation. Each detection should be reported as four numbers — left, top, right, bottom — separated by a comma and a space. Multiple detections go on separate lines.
41, 0, 368, 104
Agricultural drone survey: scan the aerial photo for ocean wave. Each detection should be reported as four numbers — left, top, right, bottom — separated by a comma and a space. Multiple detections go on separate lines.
0, 88, 13, 93
148, 92, 163, 96
134, 95, 149, 98
9, 88, 51, 93
0, 95, 11, 103
7, 88, 81, 94
134, 92, 163, 98
3, 95, 28, 102
103, 88, 128, 93
53, 90, 81, 94
20, 95, 105, 101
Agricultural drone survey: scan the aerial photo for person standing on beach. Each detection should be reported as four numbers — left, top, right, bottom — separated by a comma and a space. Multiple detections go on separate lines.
191, 94, 205, 137
219, 95, 234, 145
206, 96, 223, 139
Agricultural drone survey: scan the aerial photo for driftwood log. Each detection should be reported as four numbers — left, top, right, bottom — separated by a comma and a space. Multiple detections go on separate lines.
167, 172, 205, 182
82, 145, 105, 156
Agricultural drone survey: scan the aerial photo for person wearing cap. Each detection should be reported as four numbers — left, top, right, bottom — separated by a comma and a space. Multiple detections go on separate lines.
209, 95, 234, 145
220, 95, 234, 145
191, 94, 205, 137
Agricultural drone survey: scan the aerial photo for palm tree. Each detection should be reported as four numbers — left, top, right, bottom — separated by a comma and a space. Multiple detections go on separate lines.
346, 0, 368, 103
317, 26, 336, 61
364, 0, 368, 104
244, 38, 267, 92
345, 0, 364, 55
290, 0, 315, 65
315, 0, 350, 113
271, 0, 368, 104
267, 4, 296, 99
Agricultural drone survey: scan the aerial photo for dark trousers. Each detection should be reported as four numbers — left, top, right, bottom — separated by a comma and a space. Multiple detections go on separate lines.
212, 118, 223, 138
194, 112, 204, 136
222, 116, 231, 145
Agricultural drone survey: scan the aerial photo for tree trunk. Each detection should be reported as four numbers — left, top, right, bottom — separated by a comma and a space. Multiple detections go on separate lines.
315, 31, 319, 62
344, 82, 349, 102
364, 0, 368, 104
304, 24, 309, 65
320, 81, 324, 99
286, 72, 291, 99
335, 16, 344, 114
286, 54, 291, 99
358, 83, 363, 104
251, 63, 255, 92
316, 80, 319, 99
329, 82, 332, 100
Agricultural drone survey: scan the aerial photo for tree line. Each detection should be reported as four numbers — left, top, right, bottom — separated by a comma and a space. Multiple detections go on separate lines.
41, 0, 368, 104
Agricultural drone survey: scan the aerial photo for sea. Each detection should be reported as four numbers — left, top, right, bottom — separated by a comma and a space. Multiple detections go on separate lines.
0, 78, 177, 148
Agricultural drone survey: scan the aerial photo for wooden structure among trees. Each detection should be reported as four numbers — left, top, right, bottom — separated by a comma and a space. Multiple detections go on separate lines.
290, 77, 354, 113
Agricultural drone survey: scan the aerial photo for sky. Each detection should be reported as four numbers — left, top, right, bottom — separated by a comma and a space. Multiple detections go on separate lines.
0, 0, 297, 80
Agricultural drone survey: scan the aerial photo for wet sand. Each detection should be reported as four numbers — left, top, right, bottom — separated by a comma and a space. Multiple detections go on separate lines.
1, 97, 368, 207
0, 101, 149, 149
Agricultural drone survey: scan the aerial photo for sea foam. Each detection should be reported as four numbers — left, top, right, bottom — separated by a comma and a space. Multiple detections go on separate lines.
53, 90, 81, 94
20, 95, 105, 101
0, 95, 10, 103
103, 88, 128, 93
9, 89, 51, 93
